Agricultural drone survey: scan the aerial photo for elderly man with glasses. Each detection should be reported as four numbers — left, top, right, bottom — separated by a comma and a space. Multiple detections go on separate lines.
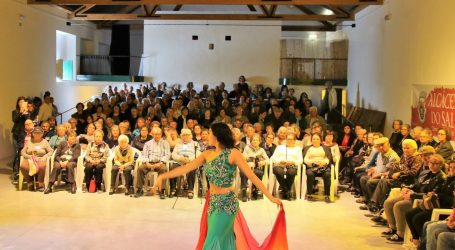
135, 127, 170, 198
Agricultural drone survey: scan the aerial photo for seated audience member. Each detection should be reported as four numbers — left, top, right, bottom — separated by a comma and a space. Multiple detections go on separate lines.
78, 123, 96, 148
241, 134, 269, 201
353, 133, 380, 200
271, 133, 303, 200
92, 104, 107, 121
368, 139, 421, 212
45, 132, 80, 194
395, 124, 413, 156
68, 118, 78, 134
131, 126, 152, 151
132, 117, 146, 138
405, 160, 455, 247
84, 130, 110, 193
419, 128, 437, 148
176, 106, 190, 132
199, 109, 214, 129
303, 133, 334, 202
20, 126, 53, 191
434, 127, 454, 161
110, 105, 121, 125
411, 126, 423, 147
342, 128, 366, 183
338, 124, 355, 176
304, 106, 326, 131
48, 124, 67, 149
420, 206, 455, 250
106, 125, 120, 148
359, 137, 400, 211
72, 102, 87, 134
118, 121, 132, 141
241, 124, 255, 145
323, 130, 341, 163
170, 129, 198, 199
274, 126, 288, 146
389, 119, 404, 153
193, 124, 203, 142
262, 133, 277, 158
198, 128, 211, 151
166, 128, 181, 151
382, 154, 445, 243
110, 135, 135, 196
135, 127, 170, 199
232, 128, 246, 152
41, 121, 55, 141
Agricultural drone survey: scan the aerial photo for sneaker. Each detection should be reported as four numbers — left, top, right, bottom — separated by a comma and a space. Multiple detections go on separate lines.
188, 191, 194, 199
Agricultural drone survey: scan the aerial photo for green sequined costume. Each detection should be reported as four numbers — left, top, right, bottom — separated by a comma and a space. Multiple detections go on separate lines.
202, 149, 239, 250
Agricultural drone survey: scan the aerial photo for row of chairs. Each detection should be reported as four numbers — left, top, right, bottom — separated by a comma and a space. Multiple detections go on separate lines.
267, 159, 339, 202
18, 150, 339, 202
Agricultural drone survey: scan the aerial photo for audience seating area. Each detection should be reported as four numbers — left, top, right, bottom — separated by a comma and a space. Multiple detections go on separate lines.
10, 79, 455, 250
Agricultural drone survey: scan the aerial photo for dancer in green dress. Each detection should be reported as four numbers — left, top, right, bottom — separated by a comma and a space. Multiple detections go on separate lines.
153, 123, 282, 249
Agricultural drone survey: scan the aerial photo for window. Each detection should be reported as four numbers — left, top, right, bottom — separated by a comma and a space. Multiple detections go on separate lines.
56, 30, 76, 82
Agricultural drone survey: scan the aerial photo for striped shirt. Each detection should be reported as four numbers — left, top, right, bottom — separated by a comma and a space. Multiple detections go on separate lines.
142, 139, 171, 163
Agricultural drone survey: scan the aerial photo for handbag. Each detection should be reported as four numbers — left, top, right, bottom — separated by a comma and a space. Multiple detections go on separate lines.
89, 178, 97, 193
418, 194, 440, 211
28, 156, 38, 176
312, 163, 329, 175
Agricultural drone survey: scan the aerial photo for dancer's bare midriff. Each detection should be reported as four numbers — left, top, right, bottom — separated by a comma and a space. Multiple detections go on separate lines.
209, 184, 235, 195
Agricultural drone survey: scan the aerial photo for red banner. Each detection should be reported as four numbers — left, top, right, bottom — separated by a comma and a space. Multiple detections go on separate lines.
411, 86, 455, 135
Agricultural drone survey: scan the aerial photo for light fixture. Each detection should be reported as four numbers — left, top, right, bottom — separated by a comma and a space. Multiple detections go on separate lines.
309, 33, 317, 40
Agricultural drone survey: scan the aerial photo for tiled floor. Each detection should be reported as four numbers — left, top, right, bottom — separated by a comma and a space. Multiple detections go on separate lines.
0, 165, 399, 250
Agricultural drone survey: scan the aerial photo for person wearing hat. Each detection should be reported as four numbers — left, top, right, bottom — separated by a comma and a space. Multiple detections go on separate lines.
20, 126, 53, 191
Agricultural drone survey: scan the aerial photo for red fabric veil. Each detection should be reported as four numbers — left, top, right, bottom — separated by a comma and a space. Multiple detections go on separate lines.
195, 192, 289, 250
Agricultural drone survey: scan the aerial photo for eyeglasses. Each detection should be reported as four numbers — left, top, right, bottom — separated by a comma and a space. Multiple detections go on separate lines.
438, 132, 446, 135
429, 161, 441, 165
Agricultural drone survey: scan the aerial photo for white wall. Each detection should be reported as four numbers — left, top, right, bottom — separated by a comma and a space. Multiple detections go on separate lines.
344, 0, 455, 136
142, 20, 281, 89
0, 0, 113, 160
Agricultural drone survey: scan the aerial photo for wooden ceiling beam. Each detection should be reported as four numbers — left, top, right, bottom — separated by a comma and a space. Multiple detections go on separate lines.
173, 4, 183, 11
321, 5, 350, 17
70, 13, 352, 21
282, 25, 336, 31
28, 0, 383, 6
247, 5, 256, 12
294, 5, 335, 28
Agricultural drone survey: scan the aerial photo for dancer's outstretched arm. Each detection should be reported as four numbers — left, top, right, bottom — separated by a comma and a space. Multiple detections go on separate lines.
153, 152, 206, 191
231, 149, 282, 207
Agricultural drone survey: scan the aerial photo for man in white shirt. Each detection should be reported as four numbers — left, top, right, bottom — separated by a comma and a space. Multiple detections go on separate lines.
170, 129, 199, 199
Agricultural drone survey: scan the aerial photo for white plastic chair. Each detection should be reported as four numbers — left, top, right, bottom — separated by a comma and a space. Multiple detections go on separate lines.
18, 155, 50, 191
76, 148, 110, 192
268, 160, 301, 200
301, 163, 336, 202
